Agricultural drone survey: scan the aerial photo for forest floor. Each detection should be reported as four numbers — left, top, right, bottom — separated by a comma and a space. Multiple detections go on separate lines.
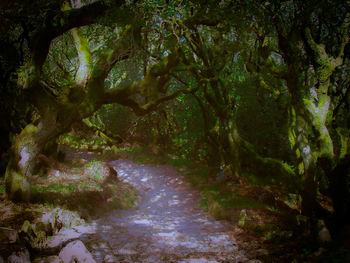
0, 145, 343, 262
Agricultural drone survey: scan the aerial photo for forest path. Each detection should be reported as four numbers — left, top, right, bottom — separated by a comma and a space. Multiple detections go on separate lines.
80, 159, 256, 263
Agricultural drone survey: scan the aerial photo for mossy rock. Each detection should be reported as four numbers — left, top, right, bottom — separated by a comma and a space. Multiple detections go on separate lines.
50, 208, 85, 230
20, 220, 48, 248
20, 220, 33, 236
83, 161, 117, 182
238, 209, 262, 232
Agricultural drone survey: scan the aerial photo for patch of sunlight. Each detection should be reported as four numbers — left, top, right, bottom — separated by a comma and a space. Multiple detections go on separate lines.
163, 223, 177, 230
133, 219, 152, 225
151, 193, 164, 202
167, 240, 198, 249
208, 234, 230, 243
19, 146, 30, 168
101, 225, 112, 231
141, 177, 149, 182
156, 231, 180, 238
302, 146, 311, 154
310, 87, 318, 99
193, 218, 207, 223
168, 199, 180, 206
118, 171, 126, 177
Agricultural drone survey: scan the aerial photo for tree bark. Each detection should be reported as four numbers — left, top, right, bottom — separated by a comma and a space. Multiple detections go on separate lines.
5, 113, 59, 202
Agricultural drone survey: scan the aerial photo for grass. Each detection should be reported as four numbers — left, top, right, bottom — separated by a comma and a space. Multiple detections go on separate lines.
59, 133, 107, 151
32, 183, 78, 195
28, 157, 138, 219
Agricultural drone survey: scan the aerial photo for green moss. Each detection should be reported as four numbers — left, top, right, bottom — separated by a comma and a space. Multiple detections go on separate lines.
32, 183, 78, 195
336, 128, 348, 159
5, 167, 31, 202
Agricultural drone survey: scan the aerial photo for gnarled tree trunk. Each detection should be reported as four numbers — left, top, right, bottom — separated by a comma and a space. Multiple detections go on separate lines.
5, 112, 60, 202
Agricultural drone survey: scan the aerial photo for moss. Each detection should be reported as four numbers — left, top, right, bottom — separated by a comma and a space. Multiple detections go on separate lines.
71, 28, 92, 87
336, 128, 348, 159
5, 167, 31, 202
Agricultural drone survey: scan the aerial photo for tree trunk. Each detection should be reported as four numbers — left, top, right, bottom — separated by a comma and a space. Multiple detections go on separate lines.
5, 114, 59, 202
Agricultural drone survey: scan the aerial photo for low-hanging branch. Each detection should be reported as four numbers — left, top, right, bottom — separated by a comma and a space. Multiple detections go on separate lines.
103, 77, 205, 116
82, 119, 123, 144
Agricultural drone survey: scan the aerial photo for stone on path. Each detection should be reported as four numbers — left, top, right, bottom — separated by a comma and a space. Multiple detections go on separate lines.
59, 240, 96, 263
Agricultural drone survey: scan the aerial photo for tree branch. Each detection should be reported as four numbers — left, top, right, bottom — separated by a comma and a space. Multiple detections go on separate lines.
103, 78, 204, 116
71, 27, 92, 88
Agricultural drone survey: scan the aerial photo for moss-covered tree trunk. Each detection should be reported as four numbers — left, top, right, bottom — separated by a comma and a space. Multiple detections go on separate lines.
217, 117, 241, 179
3, 8, 190, 202
5, 112, 60, 202
278, 18, 349, 218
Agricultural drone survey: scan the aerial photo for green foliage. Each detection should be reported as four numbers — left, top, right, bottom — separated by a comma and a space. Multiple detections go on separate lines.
58, 132, 107, 150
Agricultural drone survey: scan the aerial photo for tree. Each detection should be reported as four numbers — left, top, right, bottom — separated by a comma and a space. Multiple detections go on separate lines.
4, 0, 197, 202
171, 0, 295, 182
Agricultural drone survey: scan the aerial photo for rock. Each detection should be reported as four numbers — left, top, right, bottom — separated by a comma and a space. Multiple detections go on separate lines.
20, 220, 33, 235
44, 227, 81, 248
59, 240, 96, 263
33, 256, 63, 263
237, 209, 264, 232
317, 220, 332, 244
20, 220, 48, 248
83, 161, 118, 182
0, 227, 18, 244
20, 220, 36, 246
49, 208, 85, 231
40, 212, 55, 235
7, 247, 30, 263
215, 165, 228, 183
238, 209, 248, 229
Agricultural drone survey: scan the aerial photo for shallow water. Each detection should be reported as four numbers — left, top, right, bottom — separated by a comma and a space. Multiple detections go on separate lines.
81, 159, 252, 263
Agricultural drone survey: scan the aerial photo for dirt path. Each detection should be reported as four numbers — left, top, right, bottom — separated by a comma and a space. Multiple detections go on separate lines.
78, 159, 258, 263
